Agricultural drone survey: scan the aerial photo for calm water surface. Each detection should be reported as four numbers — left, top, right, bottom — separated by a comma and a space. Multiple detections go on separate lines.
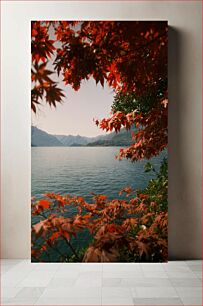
31, 147, 167, 261
32, 147, 166, 201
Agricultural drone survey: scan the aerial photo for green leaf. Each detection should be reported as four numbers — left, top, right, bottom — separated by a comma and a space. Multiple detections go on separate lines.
144, 162, 153, 173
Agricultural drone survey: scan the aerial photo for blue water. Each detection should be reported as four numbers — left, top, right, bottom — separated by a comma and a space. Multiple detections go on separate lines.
31, 147, 166, 201
31, 147, 167, 261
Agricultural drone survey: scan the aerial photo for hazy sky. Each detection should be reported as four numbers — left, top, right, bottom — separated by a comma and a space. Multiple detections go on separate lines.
32, 79, 114, 137
32, 23, 114, 137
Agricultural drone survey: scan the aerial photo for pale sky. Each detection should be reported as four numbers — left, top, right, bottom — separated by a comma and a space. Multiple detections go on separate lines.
32, 78, 114, 137
32, 23, 114, 137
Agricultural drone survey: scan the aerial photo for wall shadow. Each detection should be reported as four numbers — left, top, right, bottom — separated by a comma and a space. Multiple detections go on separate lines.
168, 27, 202, 259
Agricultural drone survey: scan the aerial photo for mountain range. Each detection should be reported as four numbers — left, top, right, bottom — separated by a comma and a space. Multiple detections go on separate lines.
31, 126, 134, 147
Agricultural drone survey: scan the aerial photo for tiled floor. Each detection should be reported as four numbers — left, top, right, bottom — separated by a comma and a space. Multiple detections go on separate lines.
1, 260, 202, 305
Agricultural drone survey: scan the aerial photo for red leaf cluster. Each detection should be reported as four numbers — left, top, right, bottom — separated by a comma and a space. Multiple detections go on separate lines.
98, 100, 167, 161
31, 21, 168, 163
32, 189, 167, 262
52, 21, 167, 95
32, 21, 55, 63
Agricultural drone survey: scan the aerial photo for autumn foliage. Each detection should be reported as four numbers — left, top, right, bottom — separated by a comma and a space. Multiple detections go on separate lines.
32, 159, 168, 262
31, 21, 168, 262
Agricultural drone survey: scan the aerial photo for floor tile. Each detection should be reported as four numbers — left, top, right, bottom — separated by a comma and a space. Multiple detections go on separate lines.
189, 265, 202, 272
102, 287, 132, 298
193, 271, 202, 279
57, 263, 82, 270
2, 287, 23, 299
164, 265, 192, 272
166, 271, 197, 278
80, 263, 103, 272
17, 272, 56, 287
35, 297, 102, 305
170, 277, 202, 287
103, 263, 142, 273
180, 296, 202, 305
103, 270, 144, 278
1, 259, 202, 306
79, 271, 102, 278
175, 287, 202, 298
1, 299, 10, 305
41, 287, 101, 298
102, 278, 122, 287
140, 263, 165, 272
47, 277, 76, 288
186, 260, 202, 265
54, 269, 80, 278
167, 261, 187, 266
74, 270, 102, 287
142, 271, 168, 278
133, 286, 178, 298
1, 265, 15, 274
2, 263, 36, 287
123, 277, 172, 287
2, 296, 39, 305
15, 287, 45, 298
75, 276, 102, 287
32, 263, 60, 273
133, 297, 183, 305
102, 297, 134, 305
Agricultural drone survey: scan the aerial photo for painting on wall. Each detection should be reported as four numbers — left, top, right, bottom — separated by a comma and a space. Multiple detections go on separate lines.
31, 21, 168, 262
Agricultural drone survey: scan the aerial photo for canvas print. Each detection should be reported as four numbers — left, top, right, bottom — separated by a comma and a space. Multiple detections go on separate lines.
31, 21, 168, 262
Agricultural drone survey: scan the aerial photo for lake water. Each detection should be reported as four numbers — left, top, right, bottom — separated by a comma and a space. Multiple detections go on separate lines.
31, 147, 166, 200
31, 147, 166, 261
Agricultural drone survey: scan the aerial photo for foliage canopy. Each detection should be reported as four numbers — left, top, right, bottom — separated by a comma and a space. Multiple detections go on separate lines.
31, 21, 168, 262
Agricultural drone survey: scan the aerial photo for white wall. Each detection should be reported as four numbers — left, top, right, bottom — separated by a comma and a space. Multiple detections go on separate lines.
1, 1, 202, 259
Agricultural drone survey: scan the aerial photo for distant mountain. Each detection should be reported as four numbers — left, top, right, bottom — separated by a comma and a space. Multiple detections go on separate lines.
31, 126, 136, 147
87, 128, 134, 147
31, 127, 64, 147
55, 134, 97, 146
